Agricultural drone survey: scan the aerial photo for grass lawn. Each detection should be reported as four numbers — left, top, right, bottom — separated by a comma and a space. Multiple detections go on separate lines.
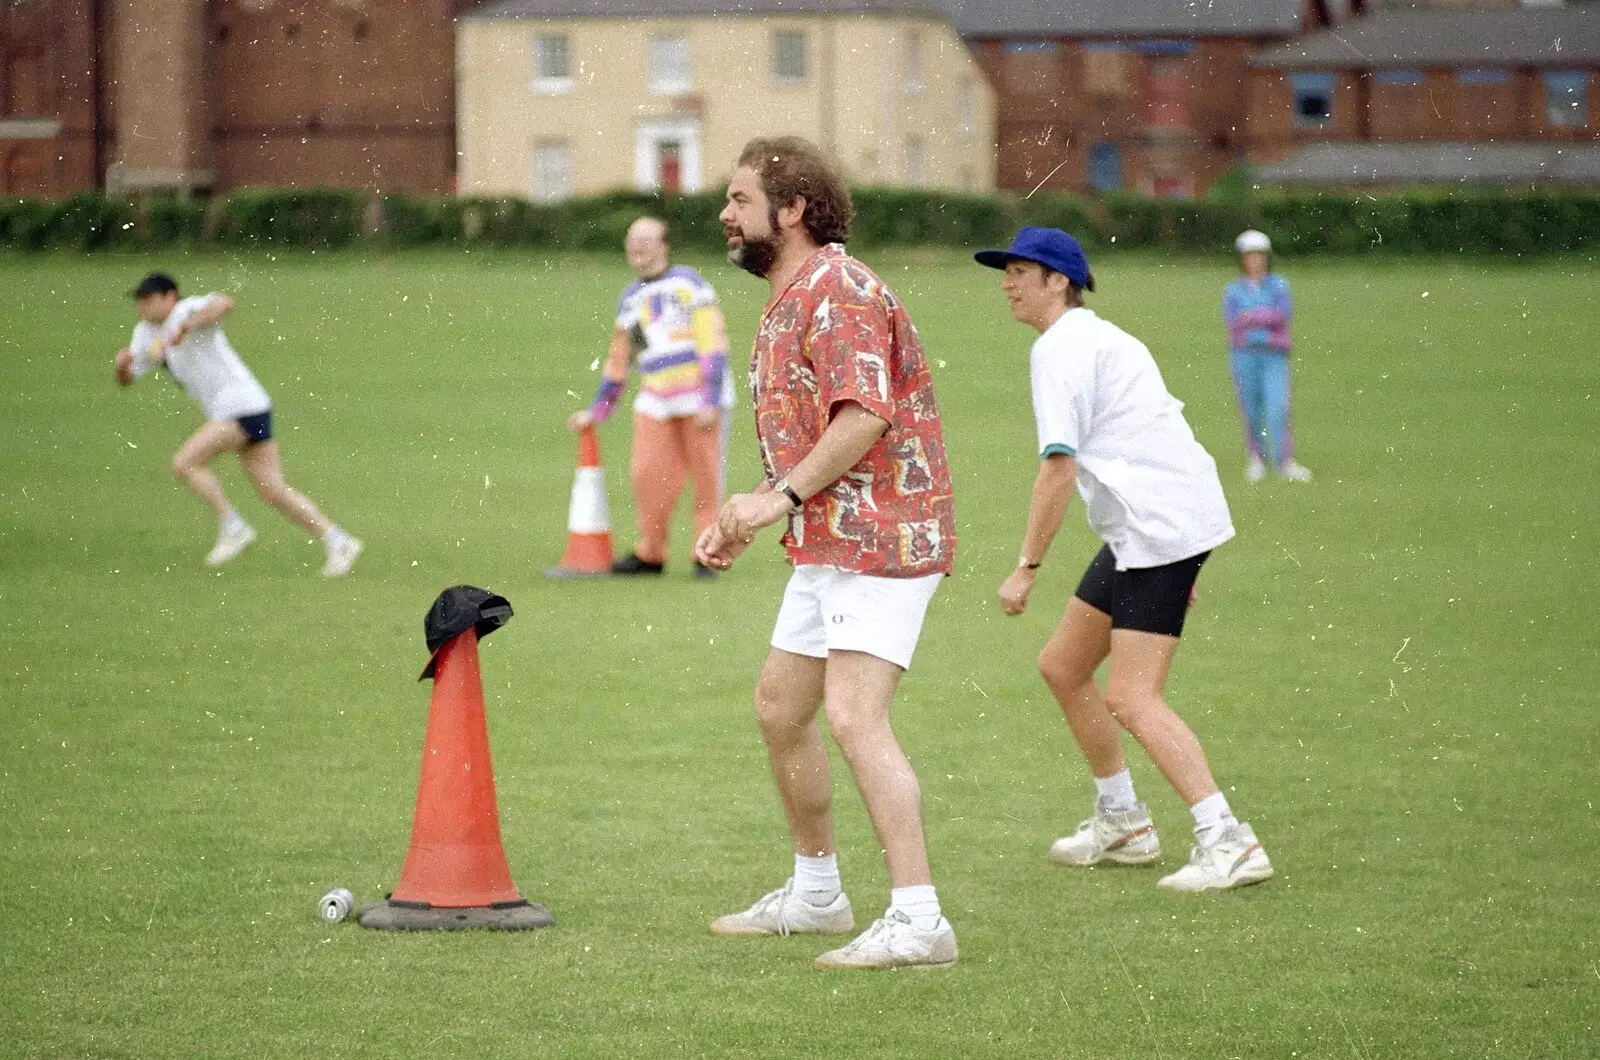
0, 246, 1596, 1058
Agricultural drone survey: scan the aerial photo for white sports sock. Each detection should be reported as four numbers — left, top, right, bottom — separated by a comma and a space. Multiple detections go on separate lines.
889, 884, 942, 931
1094, 769, 1138, 812
793, 853, 841, 906
221, 509, 246, 532
1190, 792, 1238, 845
322, 526, 348, 551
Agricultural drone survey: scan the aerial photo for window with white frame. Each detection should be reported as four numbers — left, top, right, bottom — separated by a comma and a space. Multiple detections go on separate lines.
903, 29, 924, 94
533, 140, 573, 202
773, 30, 807, 83
1545, 70, 1588, 127
905, 136, 926, 188
649, 34, 690, 95
533, 34, 572, 93
957, 75, 975, 138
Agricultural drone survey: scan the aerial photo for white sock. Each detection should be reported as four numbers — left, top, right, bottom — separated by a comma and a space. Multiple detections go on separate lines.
889, 884, 942, 931
793, 853, 841, 906
1190, 792, 1238, 844
322, 526, 348, 551
221, 509, 246, 532
1094, 769, 1138, 812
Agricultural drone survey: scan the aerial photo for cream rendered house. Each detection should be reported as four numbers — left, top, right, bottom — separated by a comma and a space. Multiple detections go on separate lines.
456, 0, 996, 201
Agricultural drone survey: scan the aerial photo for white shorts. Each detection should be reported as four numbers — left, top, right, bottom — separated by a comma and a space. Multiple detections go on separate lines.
770, 565, 943, 671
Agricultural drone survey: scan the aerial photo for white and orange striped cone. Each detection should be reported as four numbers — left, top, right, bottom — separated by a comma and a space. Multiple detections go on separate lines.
546, 426, 614, 577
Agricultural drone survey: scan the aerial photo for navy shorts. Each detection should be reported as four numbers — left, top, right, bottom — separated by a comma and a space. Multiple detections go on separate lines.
237, 411, 273, 446
1073, 545, 1209, 638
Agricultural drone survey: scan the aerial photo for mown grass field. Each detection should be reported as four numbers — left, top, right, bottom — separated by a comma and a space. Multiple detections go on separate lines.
0, 247, 1596, 1058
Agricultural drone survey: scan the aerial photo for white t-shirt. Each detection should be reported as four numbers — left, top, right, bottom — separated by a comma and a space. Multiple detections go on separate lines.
1030, 307, 1235, 570
129, 295, 271, 421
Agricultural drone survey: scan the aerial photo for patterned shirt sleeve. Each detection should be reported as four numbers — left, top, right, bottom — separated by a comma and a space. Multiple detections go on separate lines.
805, 270, 896, 426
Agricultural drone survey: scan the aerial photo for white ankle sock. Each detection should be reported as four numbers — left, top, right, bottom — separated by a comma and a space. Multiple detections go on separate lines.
322, 526, 348, 550
221, 509, 246, 532
793, 853, 841, 906
1190, 792, 1238, 843
889, 885, 942, 931
1094, 769, 1138, 812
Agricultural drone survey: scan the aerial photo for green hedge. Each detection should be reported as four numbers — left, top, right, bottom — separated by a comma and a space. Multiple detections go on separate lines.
2, 186, 1598, 255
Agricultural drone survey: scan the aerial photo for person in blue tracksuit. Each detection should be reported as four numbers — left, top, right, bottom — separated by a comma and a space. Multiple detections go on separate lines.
1223, 231, 1311, 483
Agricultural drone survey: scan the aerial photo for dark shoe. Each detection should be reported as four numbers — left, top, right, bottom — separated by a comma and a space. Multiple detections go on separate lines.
611, 553, 665, 575
692, 561, 718, 580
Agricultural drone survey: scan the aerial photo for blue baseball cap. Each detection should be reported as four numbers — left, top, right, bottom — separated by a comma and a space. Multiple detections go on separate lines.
974, 227, 1092, 289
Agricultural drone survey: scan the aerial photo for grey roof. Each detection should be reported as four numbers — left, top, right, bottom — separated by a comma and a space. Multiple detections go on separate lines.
1252, 142, 1600, 186
931, 0, 1304, 39
1251, 7, 1600, 68
466, 0, 940, 19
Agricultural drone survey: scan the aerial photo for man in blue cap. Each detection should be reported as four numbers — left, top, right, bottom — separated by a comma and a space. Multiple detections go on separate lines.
975, 227, 1274, 892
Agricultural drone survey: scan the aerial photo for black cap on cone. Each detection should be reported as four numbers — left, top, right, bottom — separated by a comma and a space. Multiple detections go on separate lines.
420, 586, 513, 680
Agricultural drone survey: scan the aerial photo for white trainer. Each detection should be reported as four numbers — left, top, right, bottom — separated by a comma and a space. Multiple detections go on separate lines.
1157, 822, 1274, 892
1049, 800, 1161, 866
1279, 461, 1313, 482
813, 909, 958, 971
321, 535, 363, 578
709, 879, 854, 937
205, 522, 256, 567
1245, 455, 1268, 483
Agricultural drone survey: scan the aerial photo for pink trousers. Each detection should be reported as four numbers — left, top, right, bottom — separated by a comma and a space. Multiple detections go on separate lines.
630, 411, 724, 565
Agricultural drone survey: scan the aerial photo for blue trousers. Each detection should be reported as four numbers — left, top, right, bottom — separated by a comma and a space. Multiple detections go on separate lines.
1229, 350, 1295, 466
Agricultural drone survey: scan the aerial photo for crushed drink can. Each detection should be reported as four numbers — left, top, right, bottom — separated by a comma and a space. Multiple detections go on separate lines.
319, 887, 355, 923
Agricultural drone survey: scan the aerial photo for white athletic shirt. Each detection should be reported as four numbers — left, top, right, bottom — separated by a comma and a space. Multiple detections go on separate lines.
1030, 307, 1235, 570
128, 295, 272, 421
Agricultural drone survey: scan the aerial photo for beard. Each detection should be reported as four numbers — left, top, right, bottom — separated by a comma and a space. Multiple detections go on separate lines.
726, 217, 782, 278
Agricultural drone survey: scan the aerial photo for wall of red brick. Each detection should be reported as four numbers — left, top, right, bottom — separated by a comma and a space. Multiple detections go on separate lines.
0, 0, 102, 197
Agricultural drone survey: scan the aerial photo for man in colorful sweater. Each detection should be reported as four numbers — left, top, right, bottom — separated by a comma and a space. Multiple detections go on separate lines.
568, 217, 733, 576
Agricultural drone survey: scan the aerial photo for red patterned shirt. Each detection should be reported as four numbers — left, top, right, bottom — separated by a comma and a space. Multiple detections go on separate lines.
750, 243, 955, 577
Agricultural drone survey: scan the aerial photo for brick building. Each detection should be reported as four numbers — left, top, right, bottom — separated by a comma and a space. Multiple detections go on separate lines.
0, 0, 476, 198
1246, 4, 1600, 186
932, 0, 1323, 197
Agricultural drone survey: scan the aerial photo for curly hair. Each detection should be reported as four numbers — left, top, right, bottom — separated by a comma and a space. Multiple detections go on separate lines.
737, 136, 852, 246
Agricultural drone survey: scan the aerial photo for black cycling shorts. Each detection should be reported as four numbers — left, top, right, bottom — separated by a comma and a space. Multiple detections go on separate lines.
1073, 545, 1209, 638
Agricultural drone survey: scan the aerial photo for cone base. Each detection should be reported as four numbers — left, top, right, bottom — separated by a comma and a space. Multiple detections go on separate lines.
544, 565, 612, 579
357, 898, 555, 931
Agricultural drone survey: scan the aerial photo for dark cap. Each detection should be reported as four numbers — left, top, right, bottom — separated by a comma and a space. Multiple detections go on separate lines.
131, 272, 179, 298
419, 585, 514, 680
974, 227, 1092, 289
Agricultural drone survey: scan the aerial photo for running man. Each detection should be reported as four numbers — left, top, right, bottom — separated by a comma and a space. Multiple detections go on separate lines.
113, 272, 362, 576
695, 136, 959, 969
568, 217, 733, 578
977, 227, 1273, 892
1224, 229, 1311, 482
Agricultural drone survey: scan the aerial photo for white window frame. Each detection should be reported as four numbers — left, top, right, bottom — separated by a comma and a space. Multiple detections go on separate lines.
773, 30, 807, 84
532, 140, 574, 203
903, 29, 924, 95
648, 34, 691, 95
533, 34, 573, 94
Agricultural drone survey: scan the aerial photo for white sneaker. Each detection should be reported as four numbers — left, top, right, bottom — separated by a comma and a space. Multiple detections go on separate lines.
814, 909, 958, 971
205, 522, 256, 567
709, 879, 854, 937
321, 535, 363, 577
1279, 461, 1313, 482
1245, 455, 1268, 483
1157, 822, 1274, 892
1049, 799, 1161, 866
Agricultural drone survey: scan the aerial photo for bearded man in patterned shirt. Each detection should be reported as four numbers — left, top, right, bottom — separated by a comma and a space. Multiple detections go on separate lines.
695, 136, 958, 971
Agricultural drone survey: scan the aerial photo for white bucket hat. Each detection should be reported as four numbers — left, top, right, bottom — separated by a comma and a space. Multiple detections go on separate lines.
1235, 229, 1272, 254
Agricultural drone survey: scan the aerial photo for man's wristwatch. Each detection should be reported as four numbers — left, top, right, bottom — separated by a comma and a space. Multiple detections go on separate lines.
1018, 556, 1042, 570
775, 478, 803, 510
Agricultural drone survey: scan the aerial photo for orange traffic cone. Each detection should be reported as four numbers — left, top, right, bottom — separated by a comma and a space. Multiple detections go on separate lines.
547, 425, 614, 577
358, 628, 553, 930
